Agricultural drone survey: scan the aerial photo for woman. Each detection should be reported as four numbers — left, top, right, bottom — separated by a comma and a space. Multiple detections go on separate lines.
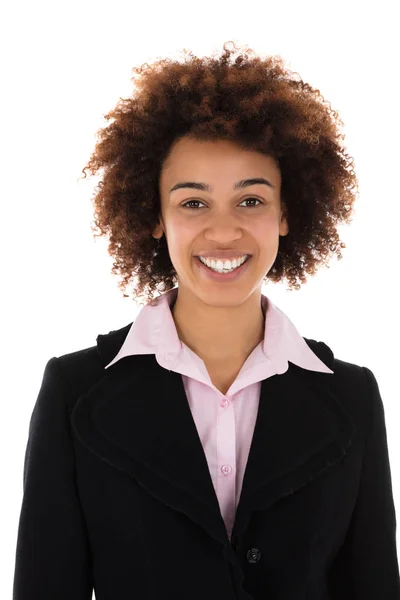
12, 41, 400, 599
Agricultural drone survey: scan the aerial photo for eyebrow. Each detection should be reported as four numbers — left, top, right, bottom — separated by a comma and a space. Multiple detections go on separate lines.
169, 177, 275, 194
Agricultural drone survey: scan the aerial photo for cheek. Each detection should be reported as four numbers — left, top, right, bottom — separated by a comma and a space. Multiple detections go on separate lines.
165, 217, 198, 251
166, 214, 280, 253
254, 221, 280, 245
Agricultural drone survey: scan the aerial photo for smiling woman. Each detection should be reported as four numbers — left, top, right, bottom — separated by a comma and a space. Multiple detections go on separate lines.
150, 134, 289, 364
79, 40, 358, 307
13, 39, 400, 600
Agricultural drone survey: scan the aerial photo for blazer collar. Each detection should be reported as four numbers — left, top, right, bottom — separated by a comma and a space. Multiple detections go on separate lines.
71, 324, 356, 558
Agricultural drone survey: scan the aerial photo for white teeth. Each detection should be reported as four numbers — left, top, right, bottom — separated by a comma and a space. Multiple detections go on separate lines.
199, 255, 248, 273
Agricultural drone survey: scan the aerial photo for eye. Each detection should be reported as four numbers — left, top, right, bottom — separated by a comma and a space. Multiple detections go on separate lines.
181, 197, 263, 209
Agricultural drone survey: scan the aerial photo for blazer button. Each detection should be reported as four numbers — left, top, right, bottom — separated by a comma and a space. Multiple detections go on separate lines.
246, 548, 261, 563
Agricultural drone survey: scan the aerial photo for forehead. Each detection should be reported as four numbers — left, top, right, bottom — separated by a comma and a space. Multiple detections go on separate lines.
160, 137, 281, 186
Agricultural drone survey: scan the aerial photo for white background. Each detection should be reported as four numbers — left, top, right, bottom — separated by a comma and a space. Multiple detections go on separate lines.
2, 0, 399, 596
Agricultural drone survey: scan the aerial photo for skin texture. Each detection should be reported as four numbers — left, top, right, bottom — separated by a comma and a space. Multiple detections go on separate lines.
152, 136, 289, 368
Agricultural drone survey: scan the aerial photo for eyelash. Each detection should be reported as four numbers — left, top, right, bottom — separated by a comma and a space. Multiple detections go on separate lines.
181, 197, 263, 210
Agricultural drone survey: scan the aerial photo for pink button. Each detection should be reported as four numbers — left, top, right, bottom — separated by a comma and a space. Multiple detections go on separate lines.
220, 398, 229, 408
221, 464, 232, 475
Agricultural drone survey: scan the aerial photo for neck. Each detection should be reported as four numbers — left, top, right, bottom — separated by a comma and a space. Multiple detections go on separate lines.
171, 288, 266, 364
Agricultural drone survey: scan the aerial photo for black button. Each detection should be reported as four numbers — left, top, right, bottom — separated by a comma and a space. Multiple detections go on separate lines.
246, 547, 261, 563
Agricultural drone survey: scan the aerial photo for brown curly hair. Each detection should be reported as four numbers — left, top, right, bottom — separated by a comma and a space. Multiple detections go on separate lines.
80, 41, 359, 306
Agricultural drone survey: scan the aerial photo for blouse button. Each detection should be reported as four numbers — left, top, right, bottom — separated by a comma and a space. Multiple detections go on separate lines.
221, 464, 232, 475
220, 398, 229, 408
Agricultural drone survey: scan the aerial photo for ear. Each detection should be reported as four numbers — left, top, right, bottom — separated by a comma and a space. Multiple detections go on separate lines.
151, 220, 164, 240
279, 203, 289, 237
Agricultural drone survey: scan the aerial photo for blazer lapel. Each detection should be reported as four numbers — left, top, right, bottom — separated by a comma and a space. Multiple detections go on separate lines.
71, 325, 356, 551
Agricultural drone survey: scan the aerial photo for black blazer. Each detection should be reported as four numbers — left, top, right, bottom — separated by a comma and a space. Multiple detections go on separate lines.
13, 323, 400, 600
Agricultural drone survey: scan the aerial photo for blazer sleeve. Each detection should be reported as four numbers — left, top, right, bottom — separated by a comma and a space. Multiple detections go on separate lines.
328, 365, 400, 599
13, 357, 94, 600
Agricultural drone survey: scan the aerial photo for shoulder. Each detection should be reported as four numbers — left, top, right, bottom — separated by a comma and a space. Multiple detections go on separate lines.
48, 322, 133, 412
303, 336, 382, 434
303, 336, 367, 379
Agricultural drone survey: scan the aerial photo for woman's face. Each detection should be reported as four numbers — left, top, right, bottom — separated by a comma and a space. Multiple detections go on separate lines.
154, 136, 289, 305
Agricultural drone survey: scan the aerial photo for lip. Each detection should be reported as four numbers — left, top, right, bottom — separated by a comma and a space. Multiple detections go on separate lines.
194, 255, 252, 282
195, 252, 253, 259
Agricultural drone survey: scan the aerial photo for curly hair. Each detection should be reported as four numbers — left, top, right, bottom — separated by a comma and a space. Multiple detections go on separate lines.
80, 41, 359, 306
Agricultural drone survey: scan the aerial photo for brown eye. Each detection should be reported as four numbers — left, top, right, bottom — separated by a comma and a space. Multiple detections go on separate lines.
181, 197, 263, 209
182, 200, 205, 209
239, 197, 263, 207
